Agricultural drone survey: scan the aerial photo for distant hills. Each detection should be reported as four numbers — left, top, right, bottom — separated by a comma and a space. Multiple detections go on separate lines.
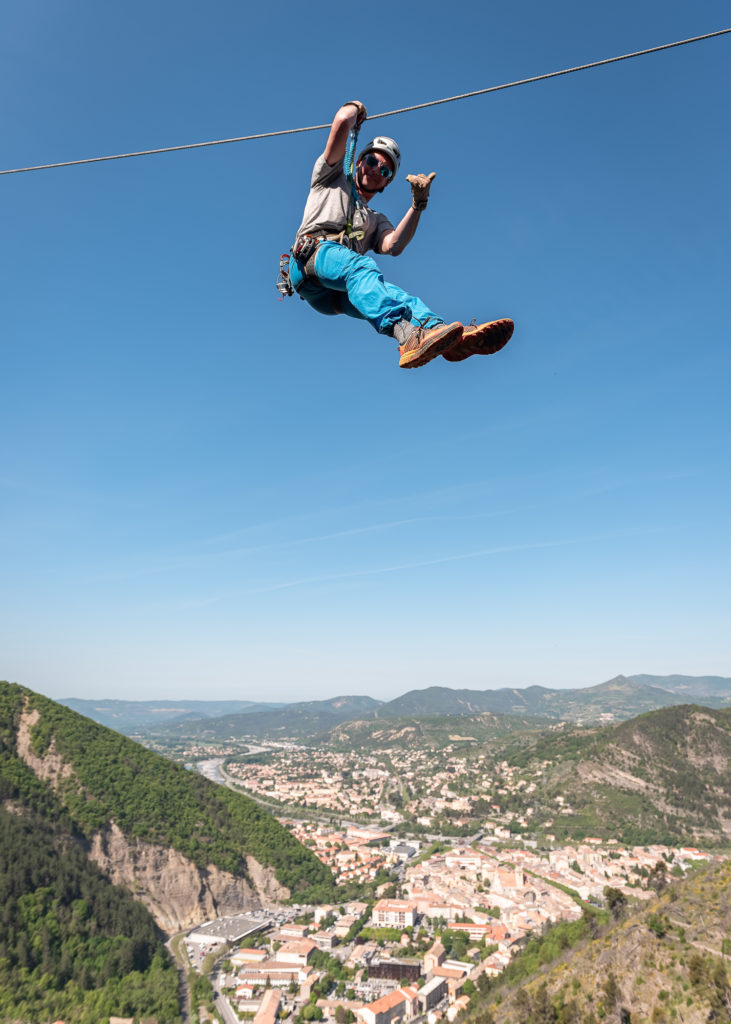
124, 674, 730, 742
327, 711, 552, 751
629, 673, 731, 699
372, 676, 695, 721
373, 674, 731, 721
57, 696, 286, 733
155, 694, 383, 741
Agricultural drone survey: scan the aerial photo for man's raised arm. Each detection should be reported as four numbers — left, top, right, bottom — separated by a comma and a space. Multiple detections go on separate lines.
323, 101, 367, 167
379, 172, 437, 256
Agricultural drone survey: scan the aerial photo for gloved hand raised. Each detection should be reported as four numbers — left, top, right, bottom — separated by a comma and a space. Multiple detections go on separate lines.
406, 172, 436, 212
344, 101, 367, 127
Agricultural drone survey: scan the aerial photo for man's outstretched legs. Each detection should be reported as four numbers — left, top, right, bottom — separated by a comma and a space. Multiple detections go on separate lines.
289, 242, 462, 367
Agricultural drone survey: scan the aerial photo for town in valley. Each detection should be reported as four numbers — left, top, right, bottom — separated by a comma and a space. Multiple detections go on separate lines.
170, 738, 723, 1024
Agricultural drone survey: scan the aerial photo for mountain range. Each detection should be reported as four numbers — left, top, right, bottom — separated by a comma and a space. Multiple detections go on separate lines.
123, 674, 731, 742
371, 676, 692, 720
151, 693, 383, 740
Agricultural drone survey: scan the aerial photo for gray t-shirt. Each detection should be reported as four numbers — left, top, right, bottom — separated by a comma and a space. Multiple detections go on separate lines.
295, 154, 394, 256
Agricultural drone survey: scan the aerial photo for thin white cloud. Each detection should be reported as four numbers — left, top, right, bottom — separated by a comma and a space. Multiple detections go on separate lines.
87, 515, 448, 581
250, 534, 596, 594
246, 519, 677, 596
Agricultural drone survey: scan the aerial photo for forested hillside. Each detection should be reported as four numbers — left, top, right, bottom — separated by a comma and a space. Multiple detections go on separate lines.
0, 680, 341, 1019
505, 704, 731, 846
1, 681, 334, 897
0, 805, 181, 1022
0, 688, 181, 1021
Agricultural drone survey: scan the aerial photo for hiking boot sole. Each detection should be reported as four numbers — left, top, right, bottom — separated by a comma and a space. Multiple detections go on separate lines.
399, 322, 464, 369
442, 318, 514, 362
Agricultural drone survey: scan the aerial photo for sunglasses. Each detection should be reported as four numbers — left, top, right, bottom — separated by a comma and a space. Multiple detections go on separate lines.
362, 153, 393, 180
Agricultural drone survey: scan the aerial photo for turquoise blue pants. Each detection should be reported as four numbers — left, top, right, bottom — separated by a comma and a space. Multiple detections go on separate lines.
288, 241, 442, 335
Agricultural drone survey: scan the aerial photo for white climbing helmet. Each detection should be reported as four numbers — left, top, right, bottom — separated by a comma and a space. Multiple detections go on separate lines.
357, 136, 401, 175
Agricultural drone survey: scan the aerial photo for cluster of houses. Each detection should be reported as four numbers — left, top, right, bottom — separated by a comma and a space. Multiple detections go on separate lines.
198, 841, 718, 1024
218, 898, 522, 1024
282, 822, 398, 883
216, 742, 559, 832
225, 751, 392, 818
401, 841, 714, 937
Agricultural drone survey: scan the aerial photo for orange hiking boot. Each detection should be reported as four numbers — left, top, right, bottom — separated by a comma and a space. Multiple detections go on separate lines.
442, 318, 514, 362
396, 320, 463, 369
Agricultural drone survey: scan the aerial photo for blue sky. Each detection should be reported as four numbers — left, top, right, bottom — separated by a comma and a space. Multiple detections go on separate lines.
2, 1, 730, 702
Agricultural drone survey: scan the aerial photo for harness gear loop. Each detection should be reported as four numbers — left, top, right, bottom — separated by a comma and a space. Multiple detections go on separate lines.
276, 252, 294, 297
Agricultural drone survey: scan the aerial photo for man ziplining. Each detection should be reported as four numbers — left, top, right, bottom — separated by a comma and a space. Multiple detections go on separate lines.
279, 101, 514, 369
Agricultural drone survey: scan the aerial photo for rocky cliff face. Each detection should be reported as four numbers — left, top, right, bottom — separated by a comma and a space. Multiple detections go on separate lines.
15, 704, 290, 935
16, 706, 75, 788
89, 822, 288, 934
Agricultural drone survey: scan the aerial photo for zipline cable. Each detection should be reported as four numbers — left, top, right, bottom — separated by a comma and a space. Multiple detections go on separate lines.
2, 28, 729, 177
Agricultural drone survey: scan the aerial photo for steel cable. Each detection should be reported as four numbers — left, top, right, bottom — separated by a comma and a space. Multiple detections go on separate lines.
1, 28, 729, 177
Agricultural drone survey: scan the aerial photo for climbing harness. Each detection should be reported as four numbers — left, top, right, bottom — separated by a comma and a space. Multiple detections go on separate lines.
277, 235, 325, 297
292, 234, 322, 262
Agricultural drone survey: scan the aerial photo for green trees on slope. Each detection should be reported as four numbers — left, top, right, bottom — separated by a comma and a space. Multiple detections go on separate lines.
0, 679, 340, 1021
3, 682, 335, 898
0, 804, 180, 1022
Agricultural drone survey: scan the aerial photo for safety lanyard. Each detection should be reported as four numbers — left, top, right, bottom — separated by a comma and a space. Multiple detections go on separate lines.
344, 126, 365, 245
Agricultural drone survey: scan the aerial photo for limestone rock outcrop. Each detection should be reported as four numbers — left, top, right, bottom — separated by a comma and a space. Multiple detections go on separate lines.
16, 707, 75, 788
15, 703, 291, 935
89, 822, 289, 934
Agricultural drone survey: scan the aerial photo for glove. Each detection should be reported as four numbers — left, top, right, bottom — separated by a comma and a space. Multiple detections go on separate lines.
344, 100, 367, 127
406, 172, 436, 212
